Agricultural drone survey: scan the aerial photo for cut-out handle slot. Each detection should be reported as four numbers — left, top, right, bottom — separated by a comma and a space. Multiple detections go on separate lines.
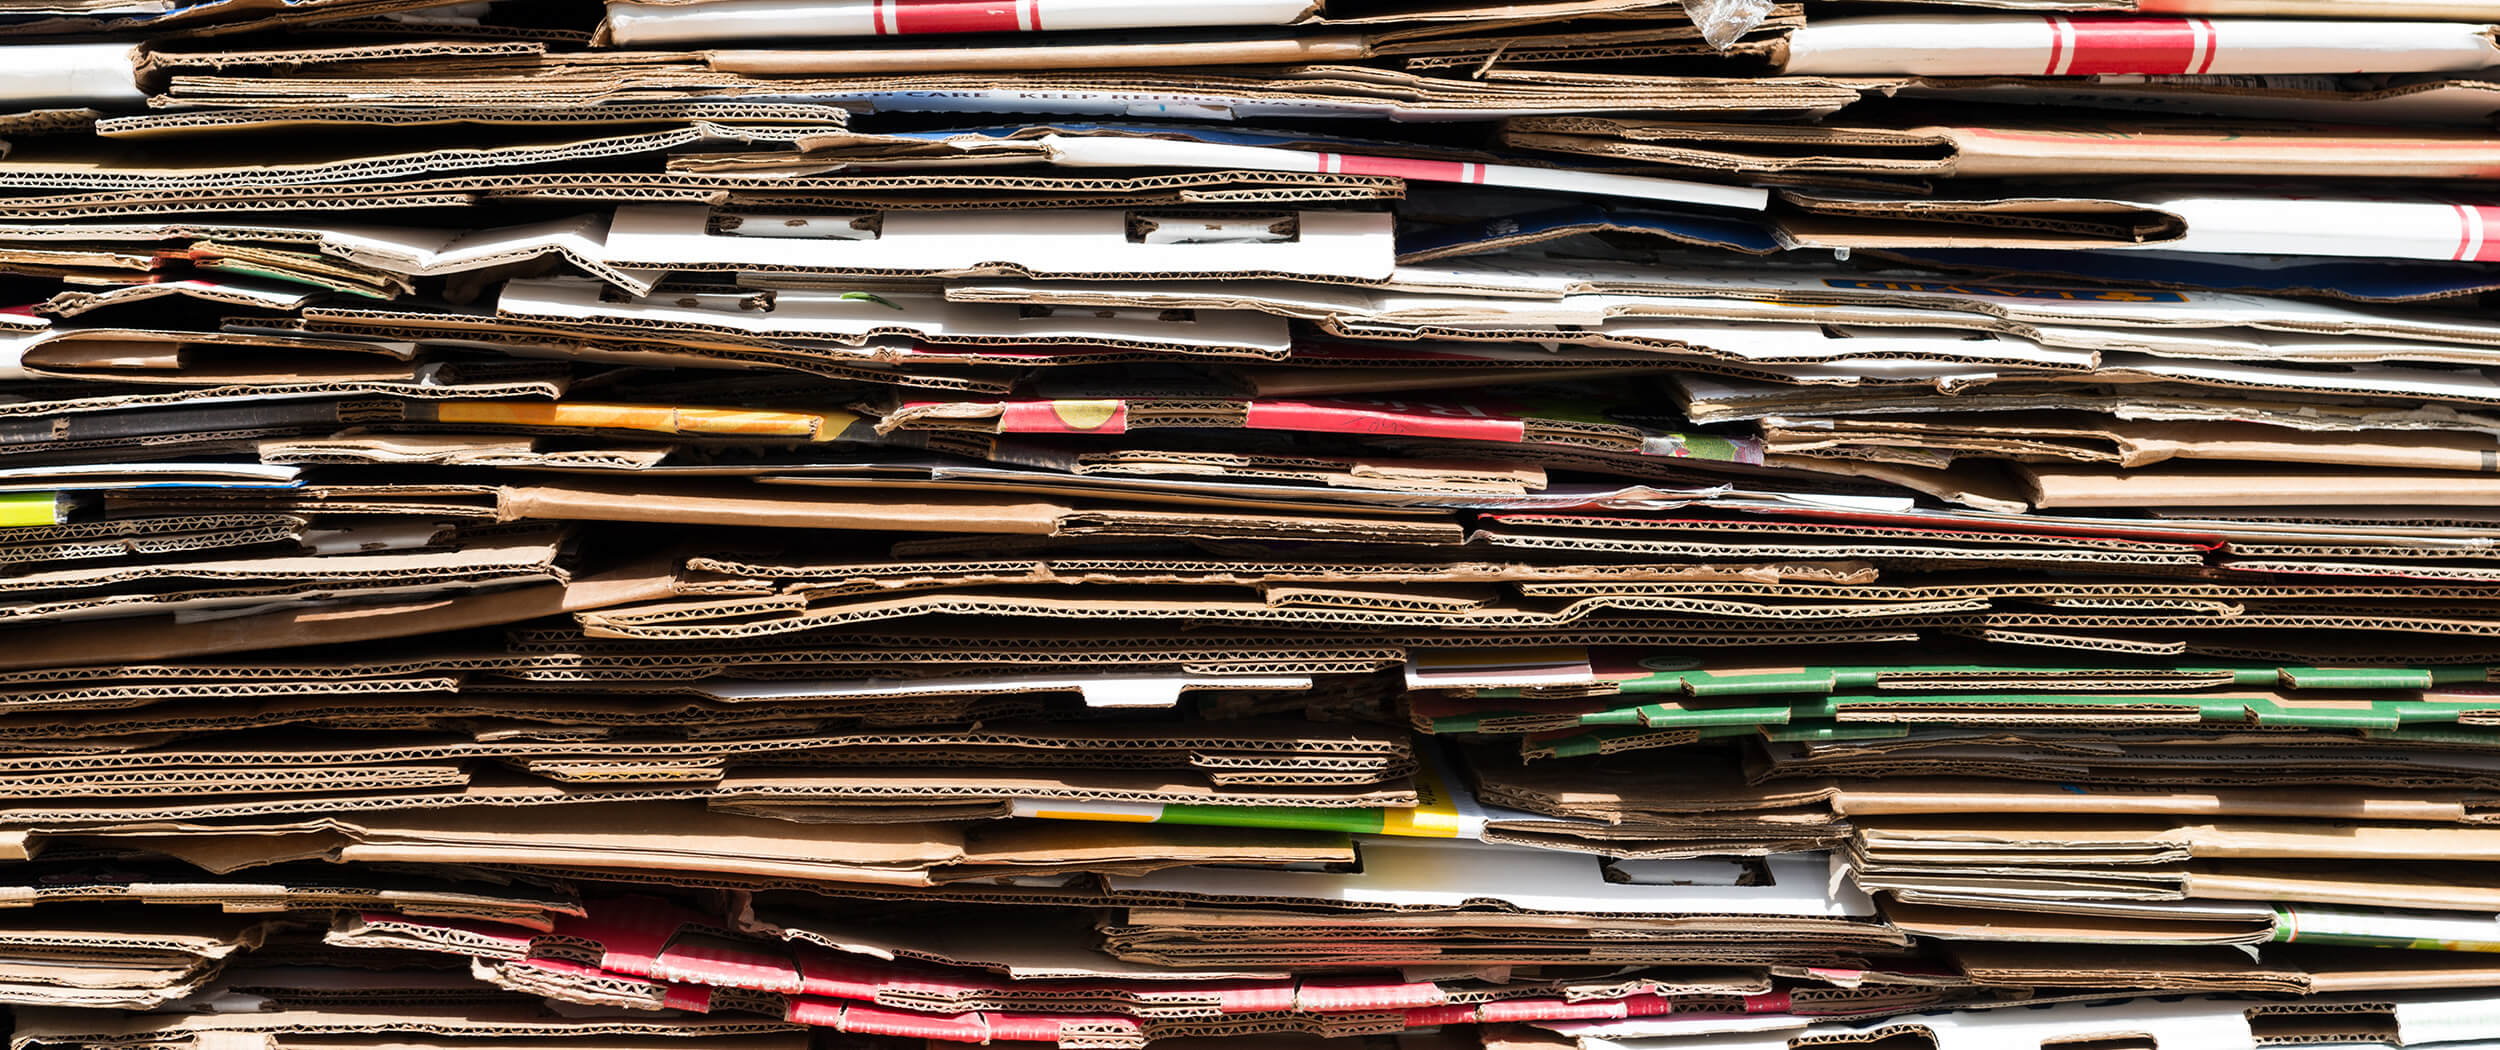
1016, 304, 1199, 325
1127, 211, 1301, 245
707, 211, 883, 240
600, 285, 777, 313
1602, 856, 1763, 887
2043, 1038, 2158, 1050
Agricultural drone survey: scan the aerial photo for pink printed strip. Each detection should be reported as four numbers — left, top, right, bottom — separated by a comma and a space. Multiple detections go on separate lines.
998, 400, 1130, 435
1315, 152, 1490, 184
868, 0, 1041, 34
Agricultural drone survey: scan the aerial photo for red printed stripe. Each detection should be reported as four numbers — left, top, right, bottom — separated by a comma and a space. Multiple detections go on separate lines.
2045, 15, 2210, 75
2454, 204, 2500, 262
878, 0, 1031, 34
1324, 153, 1487, 183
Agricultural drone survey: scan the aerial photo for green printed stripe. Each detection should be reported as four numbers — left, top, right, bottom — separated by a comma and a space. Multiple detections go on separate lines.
1156, 803, 1387, 835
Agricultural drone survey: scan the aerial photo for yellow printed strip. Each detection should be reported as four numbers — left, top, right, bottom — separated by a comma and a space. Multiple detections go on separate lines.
1377, 755, 1466, 838
0, 493, 64, 528
431, 402, 861, 441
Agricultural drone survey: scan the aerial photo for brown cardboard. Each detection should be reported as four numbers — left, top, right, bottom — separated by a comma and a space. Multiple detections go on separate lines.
1833, 779, 2500, 824
1856, 815, 2500, 863
91, 98, 846, 138
709, 767, 1418, 809
0, 128, 726, 191
2023, 464, 2500, 508
0, 861, 580, 924
1774, 188, 2187, 251
1761, 415, 2500, 473
1501, 114, 2500, 179
0, 170, 1404, 221
0, 558, 685, 672
9, 1004, 802, 1050
573, 582, 1994, 643
320, 803, 966, 884
1892, 70, 2500, 128
1945, 942, 2500, 994
156, 57, 1870, 121
0, 513, 305, 566
0, 531, 563, 597
490, 479, 1463, 545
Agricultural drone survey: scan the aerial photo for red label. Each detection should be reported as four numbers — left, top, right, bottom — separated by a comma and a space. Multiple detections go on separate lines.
1243, 398, 1529, 442
1745, 990, 1796, 1014
2046, 15, 2216, 75
1404, 1005, 1478, 1026
877, 0, 1037, 34
1320, 152, 1487, 184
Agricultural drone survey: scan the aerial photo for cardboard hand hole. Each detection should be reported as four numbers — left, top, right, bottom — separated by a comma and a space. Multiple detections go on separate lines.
707, 211, 883, 241
1128, 211, 1302, 245
2042, 1037, 2159, 1050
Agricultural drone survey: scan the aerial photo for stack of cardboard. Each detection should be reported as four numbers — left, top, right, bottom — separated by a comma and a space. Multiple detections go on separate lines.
3, 1, 2500, 1049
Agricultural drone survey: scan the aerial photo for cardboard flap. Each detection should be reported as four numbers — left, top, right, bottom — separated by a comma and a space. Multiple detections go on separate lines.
1106, 842, 1872, 916
598, 203, 1397, 280
0, 43, 141, 109
495, 480, 1070, 534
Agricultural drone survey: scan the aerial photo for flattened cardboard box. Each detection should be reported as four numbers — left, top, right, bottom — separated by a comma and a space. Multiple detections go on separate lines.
9, 1004, 805, 1050
1891, 71, 2500, 129
596, 204, 1398, 281
494, 275, 1295, 358
1501, 115, 2500, 180
743, 124, 1766, 211
1776, 186, 2500, 262
1516, 991, 2500, 1050
0, 127, 734, 191
156, 59, 1868, 121
0, 214, 656, 293
0, 556, 689, 671
0, 169, 1407, 220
